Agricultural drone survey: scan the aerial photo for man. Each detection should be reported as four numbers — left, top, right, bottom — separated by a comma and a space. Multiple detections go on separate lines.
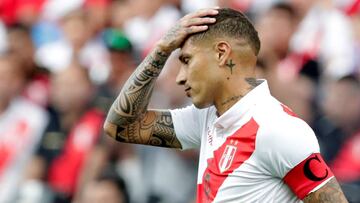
29, 64, 104, 202
0, 54, 48, 202
104, 8, 348, 202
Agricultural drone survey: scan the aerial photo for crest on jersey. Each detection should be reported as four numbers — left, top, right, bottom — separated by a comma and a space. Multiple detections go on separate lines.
219, 145, 237, 173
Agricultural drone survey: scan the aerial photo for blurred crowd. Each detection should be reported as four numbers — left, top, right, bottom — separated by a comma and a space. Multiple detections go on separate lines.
0, 0, 359, 202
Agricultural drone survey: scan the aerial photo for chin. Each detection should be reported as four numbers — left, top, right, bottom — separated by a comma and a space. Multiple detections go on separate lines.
192, 99, 212, 109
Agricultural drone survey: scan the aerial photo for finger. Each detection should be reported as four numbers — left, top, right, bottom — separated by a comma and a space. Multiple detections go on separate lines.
183, 17, 216, 27
185, 25, 209, 34
184, 8, 219, 19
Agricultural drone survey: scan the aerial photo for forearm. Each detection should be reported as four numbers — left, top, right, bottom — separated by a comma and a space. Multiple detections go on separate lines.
106, 46, 170, 126
303, 178, 348, 203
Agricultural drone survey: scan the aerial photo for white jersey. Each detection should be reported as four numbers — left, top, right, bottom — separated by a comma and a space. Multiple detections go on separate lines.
170, 80, 333, 203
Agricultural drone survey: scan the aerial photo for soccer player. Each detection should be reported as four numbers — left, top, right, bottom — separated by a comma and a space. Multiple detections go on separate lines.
104, 8, 348, 202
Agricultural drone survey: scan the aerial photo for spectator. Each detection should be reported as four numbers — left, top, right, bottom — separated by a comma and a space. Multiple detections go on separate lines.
27, 64, 104, 202
7, 23, 50, 106
35, 9, 111, 84
80, 168, 130, 203
322, 75, 360, 137
289, 0, 356, 79
96, 28, 135, 112
0, 54, 48, 203
325, 75, 360, 202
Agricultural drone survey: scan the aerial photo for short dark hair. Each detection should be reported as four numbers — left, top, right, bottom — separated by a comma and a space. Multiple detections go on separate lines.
97, 168, 130, 203
270, 2, 297, 20
190, 8, 261, 55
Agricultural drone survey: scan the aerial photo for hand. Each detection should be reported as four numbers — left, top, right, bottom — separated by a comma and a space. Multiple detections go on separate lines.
157, 8, 219, 54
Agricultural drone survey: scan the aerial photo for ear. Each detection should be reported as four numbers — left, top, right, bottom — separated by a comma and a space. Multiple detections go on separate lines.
215, 41, 231, 66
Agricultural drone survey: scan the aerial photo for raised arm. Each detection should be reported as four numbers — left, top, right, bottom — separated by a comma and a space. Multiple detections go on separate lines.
303, 178, 348, 203
103, 8, 219, 148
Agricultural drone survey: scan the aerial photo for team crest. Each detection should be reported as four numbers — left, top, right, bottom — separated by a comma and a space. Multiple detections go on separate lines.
219, 145, 237, 173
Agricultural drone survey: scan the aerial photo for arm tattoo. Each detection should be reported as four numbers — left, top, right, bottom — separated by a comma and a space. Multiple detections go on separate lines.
107, 48, 169, 126
104, 48, 182, 148
225, 59, 235, 74
303, 178, 348, 203
115, 111, 181, 148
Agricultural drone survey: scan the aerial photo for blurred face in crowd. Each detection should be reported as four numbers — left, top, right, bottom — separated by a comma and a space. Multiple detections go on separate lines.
110, 1, 134, 28
0, 57, 24, 106
61, 11, 90, 51
256, 7, 296, 59
81, 180, 126, 203
110, 52, 134, 75
85, 3, 108, 34
279, 75, 315, 123
108, 51, 135, 89
290, 0, 316, 18
50, 65, 93, 114
7, 27, 36, 75
323, 78, 360, 133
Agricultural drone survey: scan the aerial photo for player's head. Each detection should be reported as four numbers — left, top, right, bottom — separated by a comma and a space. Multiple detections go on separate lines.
189, 8, 260, 56
176, 8, 260, 108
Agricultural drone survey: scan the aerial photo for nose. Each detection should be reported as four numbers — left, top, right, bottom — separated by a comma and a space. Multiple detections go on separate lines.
176, 66, 187, 86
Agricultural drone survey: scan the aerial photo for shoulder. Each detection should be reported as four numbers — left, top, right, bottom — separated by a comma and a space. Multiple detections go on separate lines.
169, 105, 215, 149
253, 100, 320, 173
254, 97, 318, 148
170, 104, 215, 122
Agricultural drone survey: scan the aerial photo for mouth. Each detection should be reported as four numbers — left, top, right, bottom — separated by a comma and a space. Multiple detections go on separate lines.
184, 87, 191, 97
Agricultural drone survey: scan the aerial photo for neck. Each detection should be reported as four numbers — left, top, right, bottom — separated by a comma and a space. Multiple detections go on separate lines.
215, 76, 260, 116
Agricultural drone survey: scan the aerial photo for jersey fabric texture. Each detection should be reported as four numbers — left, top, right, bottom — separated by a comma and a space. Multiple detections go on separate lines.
170, 80, 333, 203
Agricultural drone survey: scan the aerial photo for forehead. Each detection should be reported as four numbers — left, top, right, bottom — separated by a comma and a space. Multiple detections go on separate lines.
180, 39, 198, 54
180, 38, 210, 57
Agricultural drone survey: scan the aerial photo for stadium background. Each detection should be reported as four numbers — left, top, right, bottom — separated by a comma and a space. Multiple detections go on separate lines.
0, 0, 359, 202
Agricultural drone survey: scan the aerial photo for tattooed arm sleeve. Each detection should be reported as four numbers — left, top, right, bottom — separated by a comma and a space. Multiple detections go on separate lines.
303, 178, 348, 203
103, 47, 182, 148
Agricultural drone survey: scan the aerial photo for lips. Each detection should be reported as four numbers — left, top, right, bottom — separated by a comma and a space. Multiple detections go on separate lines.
185, 87, 191, 97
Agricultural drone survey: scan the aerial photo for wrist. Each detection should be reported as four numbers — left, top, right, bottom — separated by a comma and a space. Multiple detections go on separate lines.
155, 41, 175, 56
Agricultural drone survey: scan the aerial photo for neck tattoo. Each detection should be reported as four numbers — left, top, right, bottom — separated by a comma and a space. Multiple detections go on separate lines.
245, 77, 261, 89
226, 59, 236, 74
221, 95, 242, 106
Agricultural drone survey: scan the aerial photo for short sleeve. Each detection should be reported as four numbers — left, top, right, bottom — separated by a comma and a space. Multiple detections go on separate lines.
170, 105, 202, 150
257, 116, 334, 200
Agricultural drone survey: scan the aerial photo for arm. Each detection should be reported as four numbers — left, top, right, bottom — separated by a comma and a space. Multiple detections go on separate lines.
103, 8, 219, 148
303, 178, 348, 203
103, 48, 181, 148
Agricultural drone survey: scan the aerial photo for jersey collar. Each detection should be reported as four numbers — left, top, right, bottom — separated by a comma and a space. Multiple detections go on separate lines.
213, 79, 270, 129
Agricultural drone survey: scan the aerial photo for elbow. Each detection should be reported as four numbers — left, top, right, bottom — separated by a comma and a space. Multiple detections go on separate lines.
103, 121, 118, 140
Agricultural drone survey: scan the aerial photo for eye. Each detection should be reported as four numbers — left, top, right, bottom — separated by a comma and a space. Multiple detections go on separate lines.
182, 57, 190, 65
